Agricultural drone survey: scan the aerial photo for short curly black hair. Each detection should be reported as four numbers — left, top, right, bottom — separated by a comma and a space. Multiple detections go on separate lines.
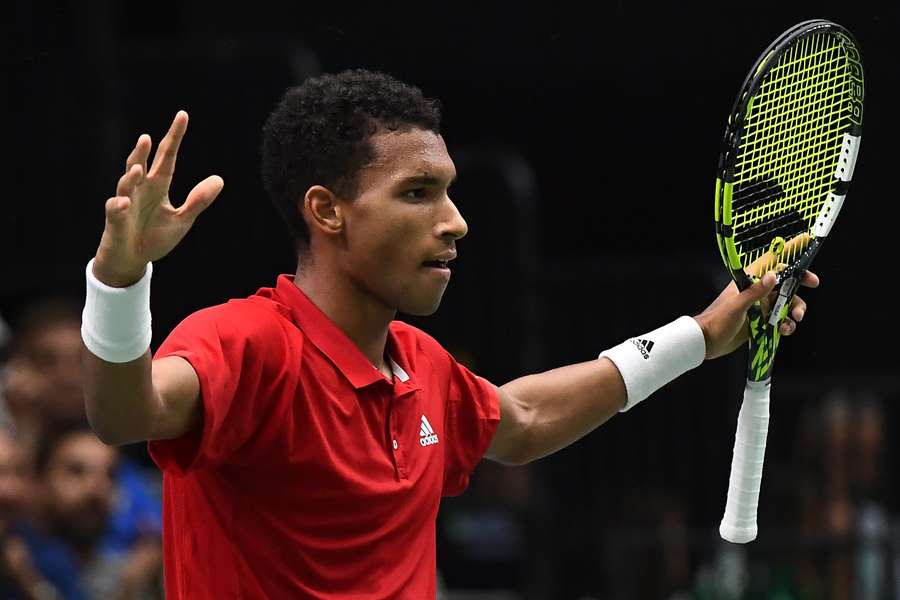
261, 69, 442, 254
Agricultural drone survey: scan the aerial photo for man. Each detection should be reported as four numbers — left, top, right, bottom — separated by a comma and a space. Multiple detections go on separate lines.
81, 69, 816, 598
3, 298, 85, 458
19, 422, 162, 599
0, 428, 49, 600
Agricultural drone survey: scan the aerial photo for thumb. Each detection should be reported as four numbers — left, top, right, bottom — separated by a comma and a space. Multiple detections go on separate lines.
180, 175, 224, 220
735, 271, 777, 311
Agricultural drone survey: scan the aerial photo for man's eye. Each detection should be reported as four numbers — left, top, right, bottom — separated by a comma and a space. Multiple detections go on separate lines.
65, 463, 86, 477
403, 188, 428, 200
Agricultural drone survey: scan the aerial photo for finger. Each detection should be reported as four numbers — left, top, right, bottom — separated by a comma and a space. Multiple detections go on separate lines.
178, 175, 224, 220
791, 297, 807, 322
149, 111, 189, 179
116, 164, 144, 198
104, 196, 132, 228
779, 318, 797, 336
736, 271, 777, 311
125, 134, 152, 175
800, 269, 820, 288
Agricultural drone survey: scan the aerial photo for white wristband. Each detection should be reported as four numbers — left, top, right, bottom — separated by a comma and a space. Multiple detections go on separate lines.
81, 259, 153, 363
599, 316, 706, 412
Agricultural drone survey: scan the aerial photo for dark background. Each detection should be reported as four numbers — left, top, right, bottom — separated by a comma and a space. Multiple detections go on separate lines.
4, 1, 899, 598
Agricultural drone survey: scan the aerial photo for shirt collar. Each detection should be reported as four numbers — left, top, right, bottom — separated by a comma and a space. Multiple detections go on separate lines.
388, 357, 410, 382
273, 275, 414, 390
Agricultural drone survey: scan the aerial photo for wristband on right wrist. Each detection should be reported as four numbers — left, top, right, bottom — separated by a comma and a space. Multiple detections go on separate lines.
81, 259, 153, 363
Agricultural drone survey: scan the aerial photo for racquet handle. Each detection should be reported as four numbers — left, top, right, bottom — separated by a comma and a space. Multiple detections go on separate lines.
719, 378, 771, 543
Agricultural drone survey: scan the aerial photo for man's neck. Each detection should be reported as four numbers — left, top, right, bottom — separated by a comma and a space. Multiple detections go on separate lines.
293, 263, 395, 373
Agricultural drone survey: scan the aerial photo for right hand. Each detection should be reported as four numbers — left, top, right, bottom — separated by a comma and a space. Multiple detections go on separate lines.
93, 111, 224, 287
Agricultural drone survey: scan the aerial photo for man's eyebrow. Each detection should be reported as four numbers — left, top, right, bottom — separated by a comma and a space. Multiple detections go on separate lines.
396, 174, 458, 187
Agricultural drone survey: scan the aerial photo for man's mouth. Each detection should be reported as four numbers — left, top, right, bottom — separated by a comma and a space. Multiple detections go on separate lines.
423, 249, 457, 270
422, 259, 450, 269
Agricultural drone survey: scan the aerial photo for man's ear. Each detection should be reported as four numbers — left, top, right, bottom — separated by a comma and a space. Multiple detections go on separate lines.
303, 185, 343, 236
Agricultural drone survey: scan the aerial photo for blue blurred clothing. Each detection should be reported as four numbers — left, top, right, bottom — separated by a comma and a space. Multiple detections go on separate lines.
17, 522, 123, 600
104, 459, 162, 554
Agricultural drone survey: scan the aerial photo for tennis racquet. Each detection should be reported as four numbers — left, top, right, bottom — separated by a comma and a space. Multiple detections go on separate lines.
714, 19, 864, 544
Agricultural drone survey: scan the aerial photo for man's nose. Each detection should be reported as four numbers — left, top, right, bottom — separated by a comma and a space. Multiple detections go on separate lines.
436, 197, 468, 240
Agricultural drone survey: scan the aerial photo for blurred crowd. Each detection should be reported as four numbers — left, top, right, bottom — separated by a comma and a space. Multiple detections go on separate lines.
436, 381, 898, 600
0, 297, 162, 600
682, 385, 896, 600
0, 293, 895, 600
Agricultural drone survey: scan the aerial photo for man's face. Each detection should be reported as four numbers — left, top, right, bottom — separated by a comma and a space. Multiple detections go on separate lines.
43, 432, 117, 547
0, 433, 27, 531
335, 128, 467, 316
5, 320, 84, 420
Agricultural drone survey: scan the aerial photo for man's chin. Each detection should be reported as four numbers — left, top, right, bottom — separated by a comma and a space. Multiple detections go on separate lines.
397, 294, 445, 317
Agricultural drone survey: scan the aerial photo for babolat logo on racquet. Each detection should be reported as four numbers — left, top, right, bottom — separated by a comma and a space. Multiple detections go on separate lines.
714, 19, 864, 544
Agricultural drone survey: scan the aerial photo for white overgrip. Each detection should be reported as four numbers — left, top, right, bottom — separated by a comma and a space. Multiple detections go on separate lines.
720, 379, 771, 543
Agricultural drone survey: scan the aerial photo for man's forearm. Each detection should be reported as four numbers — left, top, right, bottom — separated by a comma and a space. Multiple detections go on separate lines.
495, 357, 626, 464
492, 317, 707, 465
81, 257, 162, 446
82, 340, 202, 446
81, 348, 160, 445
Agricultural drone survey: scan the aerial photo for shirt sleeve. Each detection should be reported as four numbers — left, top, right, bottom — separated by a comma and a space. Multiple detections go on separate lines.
441, 357, 501, 497
148, 302, 287, 475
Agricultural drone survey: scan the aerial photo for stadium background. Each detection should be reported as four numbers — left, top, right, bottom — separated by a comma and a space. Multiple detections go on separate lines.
4, 1, 899, 598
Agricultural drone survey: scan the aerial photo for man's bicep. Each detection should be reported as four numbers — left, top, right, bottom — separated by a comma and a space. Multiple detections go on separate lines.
484, 385, 530, 466
149, 355, 202, 441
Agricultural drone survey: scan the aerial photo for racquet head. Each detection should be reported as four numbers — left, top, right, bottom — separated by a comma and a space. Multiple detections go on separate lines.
714, 19, 864, 380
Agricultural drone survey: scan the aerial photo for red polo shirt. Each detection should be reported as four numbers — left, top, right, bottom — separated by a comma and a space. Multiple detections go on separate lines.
148, 275, 500, 599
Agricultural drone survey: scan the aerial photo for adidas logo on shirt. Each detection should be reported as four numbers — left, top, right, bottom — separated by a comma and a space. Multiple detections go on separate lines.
419, 415, 439, 447
630, 338, 654, 360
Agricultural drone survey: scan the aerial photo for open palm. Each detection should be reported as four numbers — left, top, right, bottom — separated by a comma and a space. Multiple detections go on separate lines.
93, 111, 224, 287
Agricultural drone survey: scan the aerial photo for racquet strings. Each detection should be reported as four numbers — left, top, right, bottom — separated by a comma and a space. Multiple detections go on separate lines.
730, 32, 851, 273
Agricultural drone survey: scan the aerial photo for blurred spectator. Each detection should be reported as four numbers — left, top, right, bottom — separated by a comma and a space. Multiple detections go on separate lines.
824, 391, 890, 600
17, 421, 161, 599
2, 298, 84, 460
713, 386, 893, 600
792, 388, 891, 600
687, 384, 895, 600
0, 310, 10, 360
601, 487, 693, 600
0, 427, 53, 599
0, 296, 162, 554
439, 461, 536, 593
0, 309, 12, 439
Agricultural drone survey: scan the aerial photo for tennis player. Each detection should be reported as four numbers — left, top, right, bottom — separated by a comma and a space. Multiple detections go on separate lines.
81, 70, 817, 599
